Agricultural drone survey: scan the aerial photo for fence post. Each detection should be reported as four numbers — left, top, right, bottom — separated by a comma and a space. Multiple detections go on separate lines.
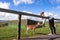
18, 14, 21, 40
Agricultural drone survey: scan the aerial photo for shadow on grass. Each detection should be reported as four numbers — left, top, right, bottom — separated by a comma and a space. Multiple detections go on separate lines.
35, 33, 47, 35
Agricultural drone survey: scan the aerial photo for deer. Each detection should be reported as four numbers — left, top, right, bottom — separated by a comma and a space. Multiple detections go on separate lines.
26, 22, 41, 33
26, 12, 46, 33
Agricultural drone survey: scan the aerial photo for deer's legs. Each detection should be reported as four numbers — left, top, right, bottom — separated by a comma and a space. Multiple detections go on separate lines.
32, 28, 36, 34
26, 27, 29, 33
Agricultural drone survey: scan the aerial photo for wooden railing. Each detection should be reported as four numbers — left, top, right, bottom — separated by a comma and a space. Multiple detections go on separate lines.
0, 8, 60, 40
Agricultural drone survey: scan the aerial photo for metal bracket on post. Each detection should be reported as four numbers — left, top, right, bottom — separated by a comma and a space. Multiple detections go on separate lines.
18, 14, 21, 40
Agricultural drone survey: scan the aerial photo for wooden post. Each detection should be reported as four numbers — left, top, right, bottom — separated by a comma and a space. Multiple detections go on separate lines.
18, 14, 21, 40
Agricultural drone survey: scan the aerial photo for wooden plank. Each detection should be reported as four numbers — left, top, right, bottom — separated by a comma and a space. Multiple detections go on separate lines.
0, 8, 60, 20
0, 8, 49, 19
18, 14, 21, 40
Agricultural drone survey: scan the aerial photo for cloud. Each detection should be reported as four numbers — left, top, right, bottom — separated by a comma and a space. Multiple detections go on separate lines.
0, 2, 18, 20
5, 13, 18, 20
49, 0, 55, 4
0, 12, 18, 20
22, 10, 32, 13
21, 11, 33, 19
56, 0, 60, 2
13, 0, 34, 6
57, 6, 60, 9
49, 0, 60, 4
0, 2, 10, 9
22, 11, 60, 21
54, 14, 60, 19
44, 12, 60, 19
53, 6, 60, 10
21, 11, 40, 21
54, 15, 58, 18
44, 12, 53, 17
56, 6, 60, 9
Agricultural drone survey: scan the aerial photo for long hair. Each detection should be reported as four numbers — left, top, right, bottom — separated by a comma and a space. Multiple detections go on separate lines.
40, 12, 44, 19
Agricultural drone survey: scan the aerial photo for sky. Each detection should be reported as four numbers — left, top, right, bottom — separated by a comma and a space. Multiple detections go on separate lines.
0, 0, 60, 20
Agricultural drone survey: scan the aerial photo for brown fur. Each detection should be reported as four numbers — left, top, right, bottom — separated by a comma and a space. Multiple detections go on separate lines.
26, 22, 41, 33
26, 12, 45, 33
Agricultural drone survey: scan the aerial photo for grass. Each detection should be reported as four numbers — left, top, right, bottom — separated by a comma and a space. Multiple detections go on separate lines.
0, 24, 17, 40
21, 22, 60, 38
21, 24, 50, 38
0, 22, 60, 40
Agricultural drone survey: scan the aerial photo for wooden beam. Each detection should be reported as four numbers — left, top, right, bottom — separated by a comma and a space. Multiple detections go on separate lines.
0, 8, 49, 19
54, 19, 60, 20
18, 14, 21, 40
0, 8, 60, 20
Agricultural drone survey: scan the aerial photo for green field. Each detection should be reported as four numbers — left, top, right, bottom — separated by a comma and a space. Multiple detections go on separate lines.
21, 22, 60, 38
0, 22, 60, 40
0, 24, 17, 40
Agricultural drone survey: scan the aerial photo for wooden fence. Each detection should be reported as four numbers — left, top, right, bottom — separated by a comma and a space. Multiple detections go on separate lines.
0, 8, 60, 40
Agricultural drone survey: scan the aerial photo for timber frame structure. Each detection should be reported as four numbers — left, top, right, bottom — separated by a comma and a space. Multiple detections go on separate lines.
0, 8, 60, 40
